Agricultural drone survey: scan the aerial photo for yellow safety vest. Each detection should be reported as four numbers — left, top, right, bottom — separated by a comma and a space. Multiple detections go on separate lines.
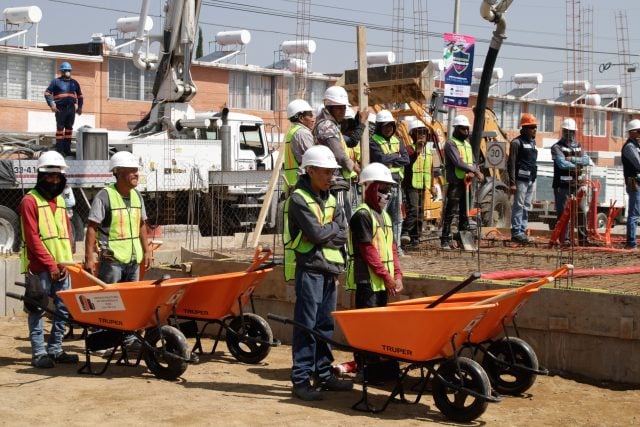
345, 204, 394, 292
283, 124, 302, 193
339, 133, 358, 180
411, 146, 433, 190
20, 190, 72, 273
104, 184, 143, 264
452, 137, 473, 180
372, 134, 404, 179
283, 188, 345, 281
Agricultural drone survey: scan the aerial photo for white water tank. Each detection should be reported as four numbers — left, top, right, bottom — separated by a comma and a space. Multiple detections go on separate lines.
367, 51, 395, 65
3, 6, 42, 24
281, 40, 316, 55
584, 93, 601, 106
473, 67, 504, 80
562, 80, 590, 92
594, 85, 622, 96
215, 30, 251, 46
288, 58, 307, 73
512, 73, 543, 85
116, 16, 153, 34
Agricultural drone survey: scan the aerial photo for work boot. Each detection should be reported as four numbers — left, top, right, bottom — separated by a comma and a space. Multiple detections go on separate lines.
441, 239, 452, 250
318, 375, 354, 391
51, 351, 79, 364
292, 382, 322, 401
32, 354, 54, 369
400, 234, 411, 245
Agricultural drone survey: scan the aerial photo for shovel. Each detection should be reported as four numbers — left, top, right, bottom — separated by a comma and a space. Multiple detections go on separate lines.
458, 176, 477, 251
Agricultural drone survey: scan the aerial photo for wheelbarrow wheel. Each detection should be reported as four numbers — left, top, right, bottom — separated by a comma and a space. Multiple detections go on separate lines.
226, 313, 273, 364
432, 357, 490, 422
482, 337, 538, 395
143, 325, 189, 380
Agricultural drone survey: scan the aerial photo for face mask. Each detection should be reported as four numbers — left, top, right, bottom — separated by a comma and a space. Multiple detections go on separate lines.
35, 173, 67, 199
377, 190, 391, 210
63, 71, 71, 78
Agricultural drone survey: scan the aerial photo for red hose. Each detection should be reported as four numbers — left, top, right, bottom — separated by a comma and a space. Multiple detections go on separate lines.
482, 265, 640, 280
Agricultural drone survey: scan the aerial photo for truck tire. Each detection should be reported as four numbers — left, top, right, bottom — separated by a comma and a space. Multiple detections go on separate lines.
480, 189, 511, 228
0, 205, 20, 253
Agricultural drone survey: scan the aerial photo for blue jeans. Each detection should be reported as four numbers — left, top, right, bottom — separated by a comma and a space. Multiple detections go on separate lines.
291, 269, 337, 386
98, 259, 140, 284
386, 185, 403, 254
511, 180, 535, 238
27, 272, 71, 357
626, 190, 640, 247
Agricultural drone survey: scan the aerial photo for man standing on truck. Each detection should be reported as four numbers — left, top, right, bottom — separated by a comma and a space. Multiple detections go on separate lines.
283, 99, 316, 194
44, 62, 83, 157
19, 151, 79, 368
551, 118, 591, 246
440, 115, 484, 250
508, 113, 539, 244
621, 119, 640, 250
282, 145, 353, 401
315, 86, 361, 219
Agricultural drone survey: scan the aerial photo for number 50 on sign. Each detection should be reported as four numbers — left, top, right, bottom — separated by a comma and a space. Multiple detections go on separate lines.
485, 141, 506, 169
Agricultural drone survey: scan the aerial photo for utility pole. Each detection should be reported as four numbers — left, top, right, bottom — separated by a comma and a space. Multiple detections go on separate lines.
447, 0, 461, 139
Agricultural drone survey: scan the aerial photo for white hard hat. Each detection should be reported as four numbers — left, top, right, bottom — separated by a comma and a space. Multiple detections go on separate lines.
323, 86, 350, 106
375, 110, 395, 124
408, 120, 427, 133
561, 118, 577, 131
37, 151, 68, 173
286, 99, 312, 119
110, 151, 139, 171
359, 162, 395, 185
367, 113, 376, 123
627, 119, 640, 132
344, 106, 356, 120
453, 115, 471, 127
300, 145, 340, 169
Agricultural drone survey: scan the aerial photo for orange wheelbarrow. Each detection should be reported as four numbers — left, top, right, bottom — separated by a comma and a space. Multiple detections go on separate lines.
388, 264, 573, 395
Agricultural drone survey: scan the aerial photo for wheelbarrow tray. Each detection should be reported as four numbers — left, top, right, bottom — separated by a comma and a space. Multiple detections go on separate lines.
57, 278, 194, 331
332, 302, 496, 362
174, 269, 272, 320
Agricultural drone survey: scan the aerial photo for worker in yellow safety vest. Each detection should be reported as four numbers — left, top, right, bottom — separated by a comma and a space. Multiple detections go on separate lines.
282, 99, 316, 194
19, 151, 78, 368
440, 115, 484, 250
282, 145, 352, 401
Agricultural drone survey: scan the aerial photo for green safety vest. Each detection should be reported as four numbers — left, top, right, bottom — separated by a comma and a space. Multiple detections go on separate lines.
20, 190, 72, 273
411, 146, 433, 190
452, 137, 473, 180
104, 184, 143, 264
372, 134, 405, 179
345, 204, 394, 292
282, 188, 345, 281
283, 124, 302, 192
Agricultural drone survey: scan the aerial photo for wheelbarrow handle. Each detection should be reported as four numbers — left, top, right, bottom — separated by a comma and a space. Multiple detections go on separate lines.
426, 272, 482, 308
267, 313, 354, 352
267, 313, 291, 325
59, 262, 109, 288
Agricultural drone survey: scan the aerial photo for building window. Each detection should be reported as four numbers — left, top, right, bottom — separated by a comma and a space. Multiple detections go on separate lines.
0, 53, 55, 101
583, 110, 606, 137
612, 112, 632, 138
108, 57, 155, 101
492, 100, 521, 130
528, 103, 554, 133
229, 70, 273, 110
288, 77, 328, 111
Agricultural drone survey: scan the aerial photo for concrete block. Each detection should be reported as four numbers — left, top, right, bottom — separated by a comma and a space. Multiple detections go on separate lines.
620, 317, 635, 340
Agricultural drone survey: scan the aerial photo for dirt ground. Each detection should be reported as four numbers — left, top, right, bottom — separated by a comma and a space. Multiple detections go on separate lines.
1, 315, 639, 427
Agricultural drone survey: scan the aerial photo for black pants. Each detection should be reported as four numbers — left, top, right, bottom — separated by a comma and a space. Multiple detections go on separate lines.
441, 180, 468, 241
55, 104, 76, 156
402, 188, 425, 240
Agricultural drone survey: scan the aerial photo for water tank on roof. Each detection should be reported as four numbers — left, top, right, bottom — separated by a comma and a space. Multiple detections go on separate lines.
473, 67, 503, 80
215, 30, 251, 46
3, 6, 42, 24
288, 58, 307, 73
584, 94, 601, 106
512, 73, 543, 85
562, 80, 590, 92
594, 85, 622, 96
281, 40, 316, 55
116, 16, 153, 34
367, 51, 395, 65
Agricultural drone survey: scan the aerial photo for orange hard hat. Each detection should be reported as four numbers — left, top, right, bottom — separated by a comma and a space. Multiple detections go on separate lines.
520, 113, 537, 127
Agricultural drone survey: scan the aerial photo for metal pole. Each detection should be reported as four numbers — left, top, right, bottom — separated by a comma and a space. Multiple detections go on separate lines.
446, 0, 461, 139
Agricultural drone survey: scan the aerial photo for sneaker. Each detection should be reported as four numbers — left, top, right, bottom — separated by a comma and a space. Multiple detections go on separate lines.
318, 375, 354, 391
51, 351, 79, 364
400, 234, 411, 245
624, 244, 638, 250
32, 354, 54, 369
511, 235, 534, 244
292, 382, 322, 401
441, 241, 452, 250
333, 360, 358, 376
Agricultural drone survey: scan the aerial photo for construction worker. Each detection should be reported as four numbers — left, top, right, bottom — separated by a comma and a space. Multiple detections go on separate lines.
401, 120, 434, 248
440, 115, 484, 250
19, 151, 79, 368
551, 118, 591, 246
621, 119, 640, 249
314, 86, 360, 219
282, 99, 316, 194
84, 151, 151, 283
508, 113, 539, 244
45, 62, 83, 157
370, 110, 410, 255
282, 145, 352, 401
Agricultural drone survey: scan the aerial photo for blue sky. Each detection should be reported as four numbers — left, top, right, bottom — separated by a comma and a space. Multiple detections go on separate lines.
9, 0, 640, 108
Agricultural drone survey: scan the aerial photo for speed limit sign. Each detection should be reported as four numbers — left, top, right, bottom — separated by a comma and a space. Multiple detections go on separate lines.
485, 141, 506, 169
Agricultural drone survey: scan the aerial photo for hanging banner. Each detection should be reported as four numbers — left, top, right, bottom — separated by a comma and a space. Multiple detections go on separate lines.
442, 33, 475, 107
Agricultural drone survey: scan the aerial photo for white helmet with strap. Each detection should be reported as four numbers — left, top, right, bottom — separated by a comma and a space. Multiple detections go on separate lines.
323, 86, 350, 106
359, 162, 395, 184
37, 151, 68, 173
300, 145, 340, 169
110, 151, 139, 171
287, 99, 313, 119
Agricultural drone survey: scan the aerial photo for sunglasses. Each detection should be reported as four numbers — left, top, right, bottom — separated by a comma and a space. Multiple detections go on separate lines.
377, 187, 391, 195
